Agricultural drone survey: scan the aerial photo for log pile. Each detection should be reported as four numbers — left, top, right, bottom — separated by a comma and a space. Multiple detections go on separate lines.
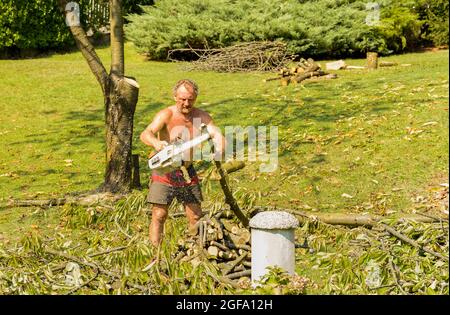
264, 58, 337, 86
173, 211, 252, 281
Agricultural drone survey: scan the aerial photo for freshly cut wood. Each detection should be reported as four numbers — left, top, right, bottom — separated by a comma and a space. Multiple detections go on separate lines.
207, 246, 219, 257
379, 61, 397, 67
326, 60, 346, 70
222, 221, 238, 234
345, 65, 365, 69
211, 218, 224, 240
292, 70, 327, 84
239, 229, 251, 243
314, 73, 338, 80
227, 270, 251, 280
206, 231, 219, 242
223, 252, 248, 276
226, 231, 248, 246
210, 241, 228, 251
218, 251, 236, 260
233, 265, 246, 272
263, 57, 330, 86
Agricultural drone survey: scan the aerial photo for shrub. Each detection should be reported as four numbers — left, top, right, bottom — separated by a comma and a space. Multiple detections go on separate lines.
415, 0, 449, 46
0, 0, 73, 51
125, 0, 444, 61
0, 0, 155, 54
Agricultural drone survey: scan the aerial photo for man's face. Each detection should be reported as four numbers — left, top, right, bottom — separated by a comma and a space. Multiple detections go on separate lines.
174, 85, 197, 115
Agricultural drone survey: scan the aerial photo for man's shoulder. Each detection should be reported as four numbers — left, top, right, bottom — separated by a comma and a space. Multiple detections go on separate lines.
157, 107, 174, 119
193, 108, 212, 119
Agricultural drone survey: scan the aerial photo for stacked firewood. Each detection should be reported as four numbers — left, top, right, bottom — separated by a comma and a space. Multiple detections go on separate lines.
173, 211, 252, 281
265, 57, 337, 86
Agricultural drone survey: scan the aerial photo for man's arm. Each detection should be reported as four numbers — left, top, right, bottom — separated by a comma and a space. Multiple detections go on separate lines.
203, 114, 226, 161
140, 109, 171, 151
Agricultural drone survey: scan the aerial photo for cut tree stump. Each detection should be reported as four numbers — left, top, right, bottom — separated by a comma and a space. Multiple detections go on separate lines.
367, 52, 378, 70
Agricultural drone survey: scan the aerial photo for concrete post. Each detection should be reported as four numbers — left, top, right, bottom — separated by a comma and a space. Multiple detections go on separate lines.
249, 211, 299, 285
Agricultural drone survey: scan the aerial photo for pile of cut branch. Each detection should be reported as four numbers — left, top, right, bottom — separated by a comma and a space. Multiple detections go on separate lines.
174, 210, 252, 285
176, 41, 292, 73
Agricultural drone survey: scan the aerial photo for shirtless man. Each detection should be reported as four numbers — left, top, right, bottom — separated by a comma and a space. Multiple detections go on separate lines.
140, 79, 225, 247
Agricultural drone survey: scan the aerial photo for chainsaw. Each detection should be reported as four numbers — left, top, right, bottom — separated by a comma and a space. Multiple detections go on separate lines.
148, 123, 211, 174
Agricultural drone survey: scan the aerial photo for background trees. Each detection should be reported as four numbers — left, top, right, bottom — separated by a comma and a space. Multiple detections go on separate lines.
0, 0, 154, 57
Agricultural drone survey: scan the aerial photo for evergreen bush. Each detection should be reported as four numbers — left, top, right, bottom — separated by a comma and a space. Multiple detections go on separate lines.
125, 0, 447, 60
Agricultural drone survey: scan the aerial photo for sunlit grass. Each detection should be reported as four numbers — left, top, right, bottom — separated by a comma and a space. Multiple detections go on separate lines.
0, 45, 448, 244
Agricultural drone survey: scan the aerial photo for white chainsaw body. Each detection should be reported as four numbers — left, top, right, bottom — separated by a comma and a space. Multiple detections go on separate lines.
148, 125, 211, 173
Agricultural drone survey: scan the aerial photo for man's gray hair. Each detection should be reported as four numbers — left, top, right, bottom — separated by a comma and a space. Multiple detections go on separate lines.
173, 79, 199, 97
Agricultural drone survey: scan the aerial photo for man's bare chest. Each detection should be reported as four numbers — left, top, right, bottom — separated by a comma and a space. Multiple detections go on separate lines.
166, 115, 202, 141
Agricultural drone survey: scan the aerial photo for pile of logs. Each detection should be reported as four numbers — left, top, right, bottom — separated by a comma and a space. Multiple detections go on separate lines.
264, 58, 337, 86
173, 211, 252, 281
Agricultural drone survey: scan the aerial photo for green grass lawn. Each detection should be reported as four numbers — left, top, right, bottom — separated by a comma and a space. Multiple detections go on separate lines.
1, 45, 447, 210
0, 44, 448, 295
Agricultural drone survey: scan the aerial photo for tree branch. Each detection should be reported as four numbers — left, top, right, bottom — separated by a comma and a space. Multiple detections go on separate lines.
110, 0, 124, 76
57, 0, 109, 94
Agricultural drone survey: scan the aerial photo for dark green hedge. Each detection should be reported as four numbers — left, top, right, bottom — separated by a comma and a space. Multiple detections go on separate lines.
0, 0, 73, 51
125, 0, 448, 60
0, 0, 154, 54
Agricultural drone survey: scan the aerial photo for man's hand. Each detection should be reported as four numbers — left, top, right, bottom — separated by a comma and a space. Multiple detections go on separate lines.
155, 140, 169, 152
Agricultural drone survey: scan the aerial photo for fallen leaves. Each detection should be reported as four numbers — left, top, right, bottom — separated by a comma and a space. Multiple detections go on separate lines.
406, 126, 424, 136
421, 121, 438, 127
0, 172, 19, 178
64, 159, 73, 167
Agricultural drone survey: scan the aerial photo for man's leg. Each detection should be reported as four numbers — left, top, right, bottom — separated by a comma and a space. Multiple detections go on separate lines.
147, 181, 174, 247
150, 204, 169, 247
185, 203, 202, 228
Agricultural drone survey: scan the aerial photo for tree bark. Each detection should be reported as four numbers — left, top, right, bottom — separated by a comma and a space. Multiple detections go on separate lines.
103, 75, 139, 193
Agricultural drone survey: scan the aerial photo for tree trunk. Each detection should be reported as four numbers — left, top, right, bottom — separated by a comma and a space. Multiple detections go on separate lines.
102, 75, 139, 193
